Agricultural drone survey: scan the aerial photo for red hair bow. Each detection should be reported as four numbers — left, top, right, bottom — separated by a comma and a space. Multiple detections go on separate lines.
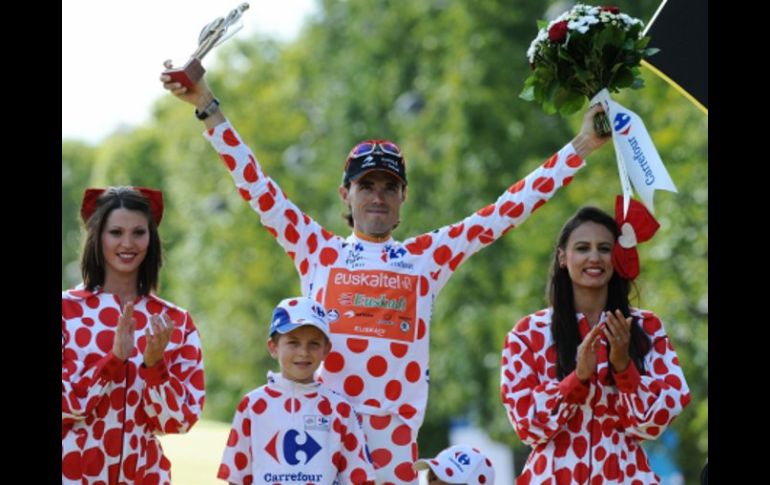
611, 195, 659, 280
80, 187, 164, 225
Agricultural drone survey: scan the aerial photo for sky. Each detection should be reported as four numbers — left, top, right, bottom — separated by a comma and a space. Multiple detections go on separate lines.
62, 0, 317, 143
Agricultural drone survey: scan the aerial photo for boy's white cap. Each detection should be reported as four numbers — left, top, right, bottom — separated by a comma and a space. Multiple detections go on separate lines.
414, 445, 495, 484
269, 297, 331, 339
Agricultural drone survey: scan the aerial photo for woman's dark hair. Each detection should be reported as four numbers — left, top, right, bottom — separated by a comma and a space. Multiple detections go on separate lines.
81, 187, 163, 295
549, 206, 650, 380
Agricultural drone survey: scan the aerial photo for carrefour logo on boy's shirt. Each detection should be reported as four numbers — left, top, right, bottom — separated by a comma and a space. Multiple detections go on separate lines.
265, 429, 322, 465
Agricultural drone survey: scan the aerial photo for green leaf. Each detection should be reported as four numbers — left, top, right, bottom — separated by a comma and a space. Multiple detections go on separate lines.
559, 91, 585, 115
644, 47, 660, 57
519, 84, 535, 101
613, 67, 635, 88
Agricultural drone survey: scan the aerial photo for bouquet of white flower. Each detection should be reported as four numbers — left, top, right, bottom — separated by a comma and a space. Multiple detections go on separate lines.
520, 4, 658, 135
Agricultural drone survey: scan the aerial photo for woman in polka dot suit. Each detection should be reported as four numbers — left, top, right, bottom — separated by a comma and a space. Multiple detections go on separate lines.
500, 206, 690, 484
62, 187, 206, 484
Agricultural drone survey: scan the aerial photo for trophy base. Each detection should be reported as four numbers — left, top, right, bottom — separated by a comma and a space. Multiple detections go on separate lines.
164, 58, 205, 89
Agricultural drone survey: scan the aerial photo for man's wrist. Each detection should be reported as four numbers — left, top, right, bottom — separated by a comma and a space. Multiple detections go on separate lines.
195, 97, 220, 120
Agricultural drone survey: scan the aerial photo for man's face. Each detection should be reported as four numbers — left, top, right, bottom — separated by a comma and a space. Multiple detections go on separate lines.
339, 171, 406, 238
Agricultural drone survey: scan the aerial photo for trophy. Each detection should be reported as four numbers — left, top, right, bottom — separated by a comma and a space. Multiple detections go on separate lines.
163, 3, 250, 88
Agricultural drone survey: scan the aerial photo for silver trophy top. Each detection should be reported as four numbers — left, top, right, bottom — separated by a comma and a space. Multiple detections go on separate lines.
192, 3, 250, 61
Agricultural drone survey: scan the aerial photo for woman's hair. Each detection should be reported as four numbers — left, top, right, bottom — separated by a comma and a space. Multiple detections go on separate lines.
81, 187, 163, 295
548, 206, 650, 380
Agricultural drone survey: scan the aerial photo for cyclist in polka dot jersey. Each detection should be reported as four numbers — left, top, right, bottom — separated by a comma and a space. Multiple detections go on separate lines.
218, 297, 376, 485
62, 187, 205, 484
160, 74, 609, 484
500, 206, 690, 484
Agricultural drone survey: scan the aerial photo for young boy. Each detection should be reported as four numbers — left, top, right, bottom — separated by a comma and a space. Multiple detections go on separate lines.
413, 445, 495, 485
218, 297, 376, 485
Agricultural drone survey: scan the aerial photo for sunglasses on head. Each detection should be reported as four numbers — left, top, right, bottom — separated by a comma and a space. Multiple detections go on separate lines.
348, 140, 402, 159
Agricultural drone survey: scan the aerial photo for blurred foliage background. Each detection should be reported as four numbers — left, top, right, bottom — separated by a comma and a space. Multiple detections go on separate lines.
62, 0, 706, 481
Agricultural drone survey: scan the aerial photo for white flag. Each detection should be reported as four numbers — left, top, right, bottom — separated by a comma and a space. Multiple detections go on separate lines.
591, 89, 677, 215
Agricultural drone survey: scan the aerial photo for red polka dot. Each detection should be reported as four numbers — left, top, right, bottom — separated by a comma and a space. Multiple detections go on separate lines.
595, 446, 607, 461
390, 343, 408, 358
391, 424, 411, 446
350, 468, 368, 483
653, 409, 670, 425
333, 451, 347, 472
553, 431, 571, 457
75, 327, 92, 347
543, 153, 558, 168
220, 154, 236, 171
284, 225, 300, 244
336, 402, 351, 418
508, 179, 525, 193
243, 162, 258, 182
258, 193, 275, 211
235, 451, 249, 470
567, 153, 582, 167
603, 453, 620, 480
370, 448, 393, 468
419, 276, 429, 296
284, 398, 301, 412
643, 316, 662, 334
95, 330, 114, 353
344, 433, 359, 452
448, 223, 464, 238
284, 209, 299, 226
534, 454, 547, 474
664, 375, 683, 390
251, 398, 267, 414
367, 356, 388, 377
398, 404, 417, 420
223, 128, 240, 146
433, 245, 452, 265
385, 380, 402, 400
416, 319, 426, 340
394, 462, 417, 481
344, 376, 365, 396
318, 399, 332, 416
369, 414, 392, 430
532, 176, 555, 193
227, 429, 239, 447
62, 452, 82, 479
476, 204, 495, 217
62, 300, 84, 319
532, 199, 546, 212
98, 307, 120, 327
93, 420, 105, 440
82, 447, 105, 476
347, 338, 369, 353
405, 362, 421, 382
307, 233, 318, 254
299, 258, 309, 275
324, 352, 345, 372
654, 358, 669, 374
573, 436, 588, 458
445, 467, 454, 476
320, 248, 339, 266
554, 468, 572, 483
499, 200, 525, 218
217, 463, 230, 479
